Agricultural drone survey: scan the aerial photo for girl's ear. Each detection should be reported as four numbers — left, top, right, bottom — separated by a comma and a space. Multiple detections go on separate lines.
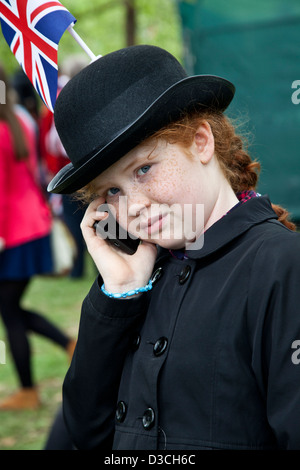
194, 121, 215, 164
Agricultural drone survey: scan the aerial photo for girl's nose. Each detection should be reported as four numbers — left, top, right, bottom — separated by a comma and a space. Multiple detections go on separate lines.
128, 203, 148, 218
126, 191, 151, 218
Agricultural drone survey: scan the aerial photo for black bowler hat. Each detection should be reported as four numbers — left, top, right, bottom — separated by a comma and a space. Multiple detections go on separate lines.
48, 45, 235, 194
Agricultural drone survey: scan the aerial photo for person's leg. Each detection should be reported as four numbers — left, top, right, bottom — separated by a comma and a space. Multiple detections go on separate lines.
22, 309, 69, 348
0, 279, 33, 388
0, 279, 76, 409
0, 279, 40, 409
21, 307, 76, 361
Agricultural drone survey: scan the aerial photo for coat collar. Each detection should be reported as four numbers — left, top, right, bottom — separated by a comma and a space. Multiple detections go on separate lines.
156, 196, 278, 262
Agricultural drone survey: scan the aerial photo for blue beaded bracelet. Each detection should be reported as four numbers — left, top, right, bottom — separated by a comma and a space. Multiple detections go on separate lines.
101, 279, 153, 299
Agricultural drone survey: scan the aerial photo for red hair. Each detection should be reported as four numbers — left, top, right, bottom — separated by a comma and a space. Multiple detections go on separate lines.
78, 110, 296, 231
152, 111, 296, 231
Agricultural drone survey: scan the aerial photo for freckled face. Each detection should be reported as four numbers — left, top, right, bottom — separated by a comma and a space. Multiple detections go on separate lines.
93, 137, 211, 249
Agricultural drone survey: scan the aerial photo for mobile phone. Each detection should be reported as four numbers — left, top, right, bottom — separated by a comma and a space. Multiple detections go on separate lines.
93, 204, 140, 255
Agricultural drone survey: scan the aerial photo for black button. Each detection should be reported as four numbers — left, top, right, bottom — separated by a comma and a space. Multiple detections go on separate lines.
142, 408, 155, 429
151, 267, 163, 284
153, 337, 168, 356
132, 334, 141, 351
116, 401, 127, 422
179, 265, 191, 284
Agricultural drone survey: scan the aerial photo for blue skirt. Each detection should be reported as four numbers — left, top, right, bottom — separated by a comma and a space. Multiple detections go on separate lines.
0, 235, 53, 280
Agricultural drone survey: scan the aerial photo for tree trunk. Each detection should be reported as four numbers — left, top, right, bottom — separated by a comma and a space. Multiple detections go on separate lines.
125, 0, 136, 46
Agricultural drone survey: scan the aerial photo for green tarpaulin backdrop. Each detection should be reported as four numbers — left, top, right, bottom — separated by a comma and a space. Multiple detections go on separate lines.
178, 0, 300, 220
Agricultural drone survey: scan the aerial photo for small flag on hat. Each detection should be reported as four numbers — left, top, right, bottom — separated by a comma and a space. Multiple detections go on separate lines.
0, 0, 77, 112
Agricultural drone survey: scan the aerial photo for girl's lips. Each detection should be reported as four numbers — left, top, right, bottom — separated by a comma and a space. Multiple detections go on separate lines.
143, 213, 168, 235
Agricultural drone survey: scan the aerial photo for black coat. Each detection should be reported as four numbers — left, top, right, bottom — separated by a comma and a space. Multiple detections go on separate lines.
63, 196, 300, 450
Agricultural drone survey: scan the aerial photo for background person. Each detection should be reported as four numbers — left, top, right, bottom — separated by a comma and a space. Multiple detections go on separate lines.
39, 55, 90, 278
0, 64, 75, 411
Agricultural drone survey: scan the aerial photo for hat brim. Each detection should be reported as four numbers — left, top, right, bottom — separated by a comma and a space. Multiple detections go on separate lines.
48, 75, 235, 194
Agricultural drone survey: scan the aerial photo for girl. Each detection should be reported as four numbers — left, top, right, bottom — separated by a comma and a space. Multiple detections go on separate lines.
48, 45, 300, 449
0, 65, 75, 410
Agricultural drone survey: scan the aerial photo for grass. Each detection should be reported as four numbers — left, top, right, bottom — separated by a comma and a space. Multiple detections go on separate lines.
0, 252, 97, 450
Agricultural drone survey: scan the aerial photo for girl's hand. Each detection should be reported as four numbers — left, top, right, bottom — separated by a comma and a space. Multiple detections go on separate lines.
81, 197, 157, 294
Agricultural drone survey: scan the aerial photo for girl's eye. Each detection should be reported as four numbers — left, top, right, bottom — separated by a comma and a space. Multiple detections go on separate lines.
107, 187, 120, 196
137, 165, 151, 176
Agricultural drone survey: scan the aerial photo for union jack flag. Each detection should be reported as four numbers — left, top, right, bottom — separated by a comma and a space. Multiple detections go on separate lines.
0, 0, 76, 112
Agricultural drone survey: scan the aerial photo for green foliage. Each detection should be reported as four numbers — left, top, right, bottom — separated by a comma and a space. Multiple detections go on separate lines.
0, 0, 183, 83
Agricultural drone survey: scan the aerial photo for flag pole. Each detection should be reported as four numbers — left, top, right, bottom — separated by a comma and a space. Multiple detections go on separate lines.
67, 25, 101, 62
